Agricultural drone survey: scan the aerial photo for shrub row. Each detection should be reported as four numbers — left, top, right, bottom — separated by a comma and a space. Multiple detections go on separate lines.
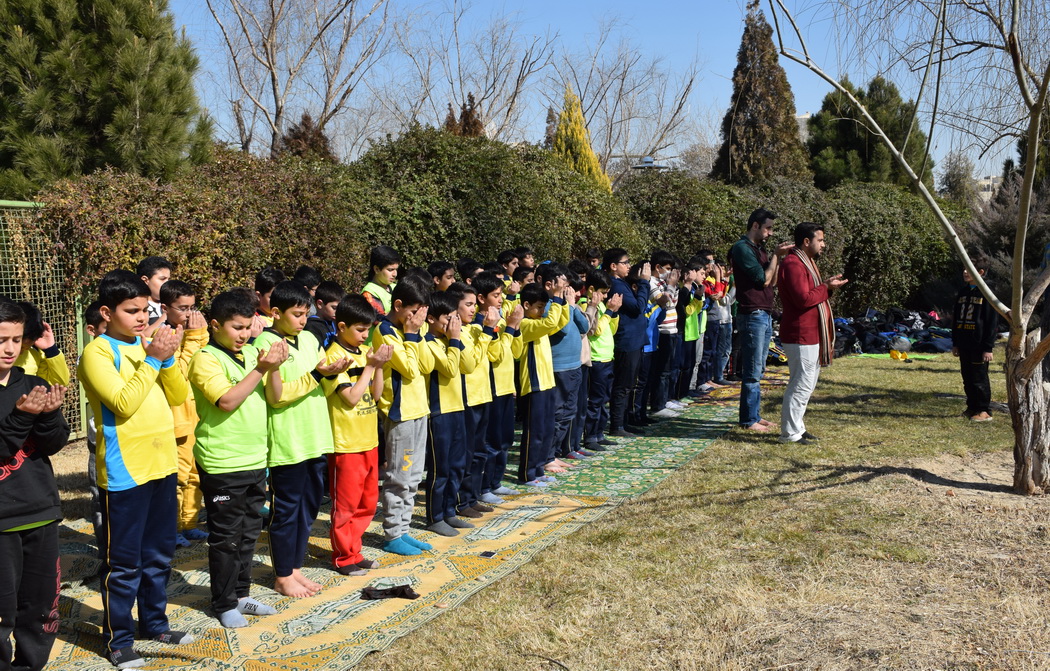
39, 124, 963, 315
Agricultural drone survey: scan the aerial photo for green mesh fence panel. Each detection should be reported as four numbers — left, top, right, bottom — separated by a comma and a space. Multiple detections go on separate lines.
0, 201, 85, 438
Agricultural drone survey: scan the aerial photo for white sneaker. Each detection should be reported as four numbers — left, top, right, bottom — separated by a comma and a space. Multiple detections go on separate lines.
652, 408, 680, 419
665, 401, 686, 410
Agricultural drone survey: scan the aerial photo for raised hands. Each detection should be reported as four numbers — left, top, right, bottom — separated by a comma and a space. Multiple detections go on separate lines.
366, 344, 394, 367
255, 339, 289, 373
639, 261, 652, 281
775, 241, 796, 258
826, 275, 849, 290
16, 384, 67, 414
250, 314, 266, 338
316, 355, 351, 377
606, 292, 623, 312
186, 310, 207, 331
145, 324, 183, 361
483, 306, 500, 328
507, 280, 521, 295
506, 304, 525, 330
447, 313, 462, 340
404, 306, 429, 335
34, 322, 55, 350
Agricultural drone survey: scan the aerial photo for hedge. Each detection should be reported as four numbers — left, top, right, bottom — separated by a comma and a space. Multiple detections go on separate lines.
39, 126, 646, 302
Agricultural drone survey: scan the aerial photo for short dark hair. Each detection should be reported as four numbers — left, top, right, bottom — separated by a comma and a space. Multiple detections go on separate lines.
428, 260, 454, 279
427, 290, 460, 318
970, 253, 991, 275
651, 250, 675, 268
512, 266, 534, 283
269, 280, 312, 311
99, 270, 150, 309
513, 246, 534, 258
293, 265, 323, 288
584, 247, 601, 260
314, 280, 345, 305
0, 297, 25, 326
747, 207, 777, 230
567, 259, 590, 278
471, 271, 504, 297
497, 249, 519, 266
369, 245, 400, 278
602, 248, 629, 269
400, 267, 433, 288
793, 222, 824, 247
209, 290, 256, 325
229, 286, 260, 311
255, 266, 285, 294
390, 278, 430, 308
566, 269, 584, 293
482, 261, 503, 275
585, 269, 612, 292
16, 301, 44, 342
457, 258, 482, 281
536, 263, 567, 288
446, 281, 478, 302
335, 293, 377, 327
83, 300, 105, 330
136, 256, 172, 279
696, 249, 716, 260
159, 279, 195, 306
519, 282, 549, 307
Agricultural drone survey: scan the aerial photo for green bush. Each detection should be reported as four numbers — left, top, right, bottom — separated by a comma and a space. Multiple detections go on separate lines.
617, 170, 953, 315
38, 127, 645, 302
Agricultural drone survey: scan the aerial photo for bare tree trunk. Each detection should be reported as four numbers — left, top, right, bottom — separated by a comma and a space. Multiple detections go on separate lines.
1007, 329, 1050, 493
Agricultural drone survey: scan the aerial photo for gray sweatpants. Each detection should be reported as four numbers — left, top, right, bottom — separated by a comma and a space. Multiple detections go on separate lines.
381, 415, 428, 541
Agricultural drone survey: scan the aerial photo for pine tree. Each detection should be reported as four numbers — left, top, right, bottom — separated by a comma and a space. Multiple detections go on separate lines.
551, 85, 611, 192
710, 0, 810, 185
807, 75, 933, 190
277, 112, 337, 162
0, 0, 211, 199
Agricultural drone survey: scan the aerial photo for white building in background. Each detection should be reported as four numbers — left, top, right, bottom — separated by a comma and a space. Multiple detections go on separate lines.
796, 112, 811, 144
977, 175, 1001, 203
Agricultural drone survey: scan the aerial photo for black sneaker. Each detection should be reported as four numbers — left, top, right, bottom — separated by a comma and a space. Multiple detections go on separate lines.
109, 647, 144, 669
597, 438, 618, 446
608, 428, 637, 438
801, 431, 819, 441
585, 442, 608, 452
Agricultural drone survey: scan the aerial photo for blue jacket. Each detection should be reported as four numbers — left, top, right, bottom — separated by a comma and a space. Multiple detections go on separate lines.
550, 304, 589, 372
610, 276, 651, 352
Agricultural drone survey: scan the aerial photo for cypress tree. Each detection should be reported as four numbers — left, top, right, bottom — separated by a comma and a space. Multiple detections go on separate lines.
0, 0, 211, 199
711, 0, 810, 185
551, 85, 611, 192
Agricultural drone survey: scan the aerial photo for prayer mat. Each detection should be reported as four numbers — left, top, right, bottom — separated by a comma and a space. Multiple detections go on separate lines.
49, 387, 751, 669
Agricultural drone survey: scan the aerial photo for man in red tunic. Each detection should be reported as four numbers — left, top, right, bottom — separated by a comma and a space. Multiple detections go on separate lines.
778, 223, 848, 444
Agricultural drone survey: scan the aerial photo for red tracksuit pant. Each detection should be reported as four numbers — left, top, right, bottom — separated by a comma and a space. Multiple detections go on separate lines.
328, 448, 379, 568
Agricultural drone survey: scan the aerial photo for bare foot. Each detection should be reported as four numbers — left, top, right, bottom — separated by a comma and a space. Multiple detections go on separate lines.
552, 459, 571, 468
274, 575, 316, 598
292, 569, 322, 593
757, 418, 775, 427
544, 465, 568, 474
745, 422, 771, 432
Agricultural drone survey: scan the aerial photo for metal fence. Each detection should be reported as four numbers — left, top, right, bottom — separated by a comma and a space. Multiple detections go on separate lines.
0, 200, 85, 438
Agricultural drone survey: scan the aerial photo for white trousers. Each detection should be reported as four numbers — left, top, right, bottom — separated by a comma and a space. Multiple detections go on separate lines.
780, 343, 821, 442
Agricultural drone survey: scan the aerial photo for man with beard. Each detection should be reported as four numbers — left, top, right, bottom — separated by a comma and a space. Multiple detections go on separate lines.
777, 222, 848, 445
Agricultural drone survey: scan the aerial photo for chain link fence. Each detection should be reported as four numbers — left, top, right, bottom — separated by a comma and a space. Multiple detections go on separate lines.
0, 200, 85, 438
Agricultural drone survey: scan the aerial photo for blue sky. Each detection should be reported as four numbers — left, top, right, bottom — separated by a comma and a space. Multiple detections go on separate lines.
167, 0, 973, 171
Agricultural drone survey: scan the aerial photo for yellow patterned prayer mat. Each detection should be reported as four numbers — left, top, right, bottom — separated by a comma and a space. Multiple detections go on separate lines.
49, 396, 745, 669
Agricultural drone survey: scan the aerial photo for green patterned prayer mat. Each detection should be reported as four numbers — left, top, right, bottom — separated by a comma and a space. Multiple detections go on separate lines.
50, 394, 741, 670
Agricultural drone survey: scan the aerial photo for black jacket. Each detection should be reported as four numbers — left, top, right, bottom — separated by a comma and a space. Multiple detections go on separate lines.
952, 284, 999, 353
0, 367, 70, 530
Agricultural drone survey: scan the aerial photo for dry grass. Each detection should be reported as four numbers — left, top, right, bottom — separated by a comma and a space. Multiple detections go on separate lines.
52, 351, 1050, 670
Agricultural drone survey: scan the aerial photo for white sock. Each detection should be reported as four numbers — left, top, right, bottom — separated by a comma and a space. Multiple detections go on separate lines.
238, 597, 277, 616
219, 609, 249, 628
